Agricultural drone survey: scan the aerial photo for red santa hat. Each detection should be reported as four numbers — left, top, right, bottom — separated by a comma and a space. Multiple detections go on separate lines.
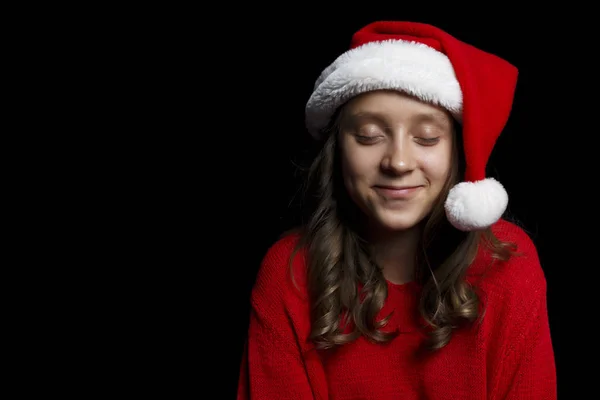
305, 21, 519, 231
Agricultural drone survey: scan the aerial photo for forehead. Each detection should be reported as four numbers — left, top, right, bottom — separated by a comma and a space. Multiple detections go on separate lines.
341, 90, 452, 126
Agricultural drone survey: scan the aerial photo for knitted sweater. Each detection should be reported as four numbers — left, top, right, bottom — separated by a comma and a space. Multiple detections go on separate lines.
237, 219, 557, 399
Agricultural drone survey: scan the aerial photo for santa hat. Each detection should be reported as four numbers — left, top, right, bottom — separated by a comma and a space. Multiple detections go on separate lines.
305, 21, 519, 231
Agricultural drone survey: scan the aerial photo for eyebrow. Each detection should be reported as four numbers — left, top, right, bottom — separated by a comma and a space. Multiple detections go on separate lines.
343, 111, 451, 128
342, 112, 387, 127
411, 112, 451, 128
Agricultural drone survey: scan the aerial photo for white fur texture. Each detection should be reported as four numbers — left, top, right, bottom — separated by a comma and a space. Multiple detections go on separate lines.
305, 39, 463, 138
444, 178, 508, 231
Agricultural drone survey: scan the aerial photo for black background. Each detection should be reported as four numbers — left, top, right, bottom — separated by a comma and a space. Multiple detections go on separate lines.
121, 8, 594, 399
19, 5, 598, 399
219, 12, 584, 399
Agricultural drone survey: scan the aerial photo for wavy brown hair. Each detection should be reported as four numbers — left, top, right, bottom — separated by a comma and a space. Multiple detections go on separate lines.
289, 107, 518, 352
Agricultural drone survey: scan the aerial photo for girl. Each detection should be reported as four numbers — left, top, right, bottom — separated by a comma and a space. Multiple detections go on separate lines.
237, 20, 556, 400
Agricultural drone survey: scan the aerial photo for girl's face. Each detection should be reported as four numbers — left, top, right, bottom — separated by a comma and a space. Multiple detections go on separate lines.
338, 90, 455, 233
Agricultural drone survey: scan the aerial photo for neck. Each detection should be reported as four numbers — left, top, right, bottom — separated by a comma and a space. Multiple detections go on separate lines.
366, 224, 422, 285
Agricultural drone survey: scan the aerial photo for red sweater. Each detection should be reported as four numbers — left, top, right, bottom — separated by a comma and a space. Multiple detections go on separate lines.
237, 219, 557, 399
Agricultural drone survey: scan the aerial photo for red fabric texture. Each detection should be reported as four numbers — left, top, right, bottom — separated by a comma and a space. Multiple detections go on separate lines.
237, 219, 556, 399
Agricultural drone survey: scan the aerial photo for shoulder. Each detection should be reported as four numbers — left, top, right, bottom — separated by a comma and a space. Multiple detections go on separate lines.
491, 218, 539, 257
470, 221, 554, 372
471, 219, 547, 307
251, 231, 309, 306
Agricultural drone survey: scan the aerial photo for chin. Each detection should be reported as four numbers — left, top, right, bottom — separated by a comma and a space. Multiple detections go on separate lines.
372, 209, 425, 232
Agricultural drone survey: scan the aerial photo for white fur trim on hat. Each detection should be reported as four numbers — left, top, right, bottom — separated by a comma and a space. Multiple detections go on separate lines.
305, 39, 463, 138
444, 178, 508, 231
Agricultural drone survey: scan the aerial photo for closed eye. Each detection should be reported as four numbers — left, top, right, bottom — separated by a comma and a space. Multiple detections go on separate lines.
415, 137, 440, 145
356, 135, 382, 144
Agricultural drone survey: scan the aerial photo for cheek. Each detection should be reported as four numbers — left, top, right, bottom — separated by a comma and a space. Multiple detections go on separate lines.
419, 148, 453, 182
341, 147, 379, 184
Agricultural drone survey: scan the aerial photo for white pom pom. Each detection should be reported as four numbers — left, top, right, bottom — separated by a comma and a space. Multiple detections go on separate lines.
444, 178, 508, 231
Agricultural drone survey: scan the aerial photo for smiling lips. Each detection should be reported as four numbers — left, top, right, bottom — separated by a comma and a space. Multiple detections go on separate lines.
373, 185, 423, 199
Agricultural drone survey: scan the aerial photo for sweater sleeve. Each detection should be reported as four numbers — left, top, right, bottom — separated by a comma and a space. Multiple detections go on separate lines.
501, 290, 557, 400
237, 236, 327, 400
489, 226, 557, 400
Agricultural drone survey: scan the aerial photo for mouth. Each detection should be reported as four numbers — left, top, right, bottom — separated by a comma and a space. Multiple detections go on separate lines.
373, 185, 423, 199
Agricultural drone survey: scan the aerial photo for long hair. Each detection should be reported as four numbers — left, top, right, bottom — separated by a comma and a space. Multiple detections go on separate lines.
288, 109, 517, 352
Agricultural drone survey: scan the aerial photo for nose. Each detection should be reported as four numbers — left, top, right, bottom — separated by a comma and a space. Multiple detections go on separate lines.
381, 140, 415, 175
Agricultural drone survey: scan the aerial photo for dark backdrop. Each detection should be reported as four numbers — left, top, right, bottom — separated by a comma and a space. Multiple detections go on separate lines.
34, 5, 596, 399
133, 8, 595, 399
219, 12, 581, 398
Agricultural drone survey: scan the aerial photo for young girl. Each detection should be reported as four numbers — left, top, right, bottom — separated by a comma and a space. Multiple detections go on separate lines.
237, 20, 556, 399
